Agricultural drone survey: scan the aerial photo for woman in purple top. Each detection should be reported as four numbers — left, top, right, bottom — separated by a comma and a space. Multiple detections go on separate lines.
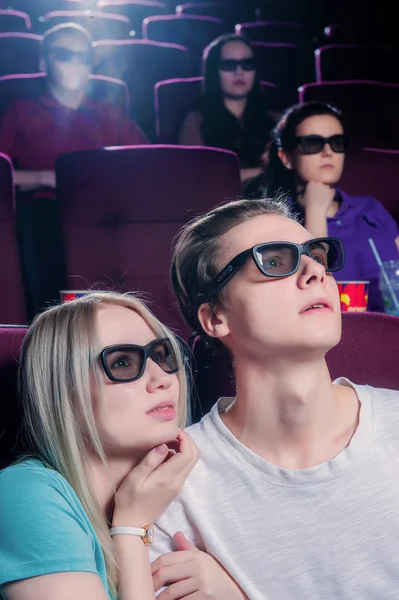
266, 101, 399, 312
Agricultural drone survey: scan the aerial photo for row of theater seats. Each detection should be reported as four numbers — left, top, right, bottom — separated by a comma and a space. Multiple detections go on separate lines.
1, 144, 399, 329
0, 146, 242, 329
2, 311, 399, 466
1, 69, 398, 148
1, 4, 393, 46
157, 79, 399, 148
0, 6, 396, 139
0, 3, 260, 36
1, 27, 397, 82
0, 0, 376, 32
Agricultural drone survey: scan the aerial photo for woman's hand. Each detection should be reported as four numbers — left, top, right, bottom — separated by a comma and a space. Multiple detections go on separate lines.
299, 181, 336, 238
112, 430, 200, 527
152, 532, 248, 600
299, 181, 336, 215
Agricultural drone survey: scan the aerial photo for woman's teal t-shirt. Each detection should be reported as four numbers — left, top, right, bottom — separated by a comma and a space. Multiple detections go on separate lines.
0, 459, 113, 599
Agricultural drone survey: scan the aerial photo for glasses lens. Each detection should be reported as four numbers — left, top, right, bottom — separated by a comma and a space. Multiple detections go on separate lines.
299, 135, 325, 154
104, 346, 143, 381
308, 239, 344, 271
255, 243, 298, 276
151, 339, 178, 374
51, 47, 74, 62
50, 47, 91, 65
329, 134, 347, 153
219, 59, 238, 72
219, 58, 256, 72
241, 58, 256, 71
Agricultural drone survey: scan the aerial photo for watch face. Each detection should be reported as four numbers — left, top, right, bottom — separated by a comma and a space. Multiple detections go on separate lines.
147, 526, 155, 544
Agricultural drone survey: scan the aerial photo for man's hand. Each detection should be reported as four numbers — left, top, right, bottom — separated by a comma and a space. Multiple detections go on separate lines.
152, 532, 248, 600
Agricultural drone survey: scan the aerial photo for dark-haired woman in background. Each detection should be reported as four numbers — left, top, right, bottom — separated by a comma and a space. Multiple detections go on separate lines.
266, 101, 399, 312
179, 34, 275, 195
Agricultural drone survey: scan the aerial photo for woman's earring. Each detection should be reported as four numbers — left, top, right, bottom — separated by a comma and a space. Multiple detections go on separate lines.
286, 162, 292, 170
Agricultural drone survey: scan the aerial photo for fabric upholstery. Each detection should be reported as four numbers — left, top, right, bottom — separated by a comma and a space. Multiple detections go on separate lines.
0, 154, 27, 324
93, 39, 191, 138
56, 145, 241, 336
99, 0, 167, 34
142, 14, 224, 74
43, 9, 131, 40
252, 42, 310, 105
315, 44, 399, 83
236, 21, 311, 44
0, 325, 27, 468
154, 77, 279, 143
341, 148, 399, 224
0, 33, 42, 77
0, 8, 31, 32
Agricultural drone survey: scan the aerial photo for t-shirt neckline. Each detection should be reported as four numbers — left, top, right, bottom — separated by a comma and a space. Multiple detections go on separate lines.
207, 377, 374, 486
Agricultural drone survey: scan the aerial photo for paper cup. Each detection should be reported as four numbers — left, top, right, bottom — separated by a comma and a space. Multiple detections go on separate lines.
60, 290, 92, 303
337, 281, 369, 312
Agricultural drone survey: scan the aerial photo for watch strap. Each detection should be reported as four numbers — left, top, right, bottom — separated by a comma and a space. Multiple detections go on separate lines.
110, 526, 146, 537
110, 524, 154, 545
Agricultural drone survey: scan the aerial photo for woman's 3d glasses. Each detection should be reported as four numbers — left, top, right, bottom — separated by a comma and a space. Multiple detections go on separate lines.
294, 134, 349, 154
100, 338, 179, 383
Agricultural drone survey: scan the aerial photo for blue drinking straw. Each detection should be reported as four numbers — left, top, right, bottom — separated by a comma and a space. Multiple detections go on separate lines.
368, 238, 399, 312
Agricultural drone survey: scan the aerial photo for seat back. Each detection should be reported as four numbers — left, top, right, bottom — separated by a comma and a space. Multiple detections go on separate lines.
43, 9, 132, 40
93, 39, 191, 138
154, 77, 279, 142
142, 14, 224, 73
0, 325, 27, 469
323, 23, 392, 45
0, 32, 41, 76
236, 21, 310, 44
56, 145, 241, 336
341, 148, 399, 224
0, 72, 129, 116
98, 0, 167, 36
315, 44, 399, 83
0, 8, 31, 31
189, 312, 399, 422
0, 2, 82, 31
298, 81, 399, 149
327, 312, 399, 388
177, 2, 254, 26
0, 154, 27, 324
252, 41, 306, 105
155, 76, 202, 142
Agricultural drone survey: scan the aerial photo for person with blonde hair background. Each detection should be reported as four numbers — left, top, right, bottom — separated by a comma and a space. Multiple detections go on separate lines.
0, 292, 199, 600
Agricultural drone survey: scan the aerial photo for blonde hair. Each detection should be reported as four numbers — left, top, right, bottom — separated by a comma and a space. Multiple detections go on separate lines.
18, 292, 188, 598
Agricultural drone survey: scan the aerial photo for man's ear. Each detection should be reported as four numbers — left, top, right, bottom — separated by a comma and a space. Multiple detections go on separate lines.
197, 303, 230, 340
278, 148, 292, 170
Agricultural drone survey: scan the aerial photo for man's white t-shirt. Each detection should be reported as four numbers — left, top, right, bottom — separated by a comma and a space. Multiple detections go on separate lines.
151, 379, 399, 599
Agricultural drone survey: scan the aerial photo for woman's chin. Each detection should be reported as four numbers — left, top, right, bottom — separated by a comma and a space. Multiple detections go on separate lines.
150, 421, 180, 445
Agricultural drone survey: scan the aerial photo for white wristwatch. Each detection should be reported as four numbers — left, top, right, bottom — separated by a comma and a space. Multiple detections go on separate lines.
110, 525, 154, 546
